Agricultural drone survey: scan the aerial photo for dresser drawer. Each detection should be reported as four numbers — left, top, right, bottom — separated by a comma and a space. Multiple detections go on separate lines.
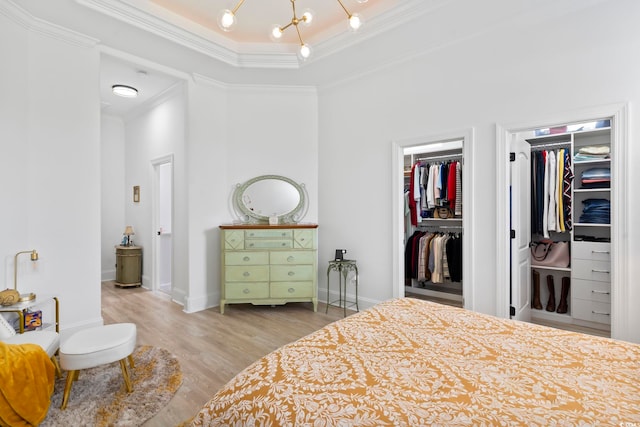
246, 229, 293, 239
225, 265, 269, 282
270, 265, 314, 281
294, 229, 315, 249
572, 299, 611, 324
572, 259, 611, 282
224, 230, 244, 250
270, 282, 314, 298
225, 282, 269, 299
572, 279, 611, 303
572, 241, 611, 261
270, 251, 315, 265
245, 239, 292, 249
225, 251, 269, 265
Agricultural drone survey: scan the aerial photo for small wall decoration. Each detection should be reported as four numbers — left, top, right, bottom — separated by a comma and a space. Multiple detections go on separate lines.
133, 186, 140, 203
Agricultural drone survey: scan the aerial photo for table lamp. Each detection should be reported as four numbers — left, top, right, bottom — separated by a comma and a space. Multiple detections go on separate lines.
14, 249, 38, 302
124, 226, 135, 246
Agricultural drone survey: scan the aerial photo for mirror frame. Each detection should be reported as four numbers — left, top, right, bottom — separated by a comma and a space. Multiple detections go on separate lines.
232, 175, 308, 224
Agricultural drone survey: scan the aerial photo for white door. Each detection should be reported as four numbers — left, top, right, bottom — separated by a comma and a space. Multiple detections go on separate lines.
510, 135, 531, 321
152, 156, 173, 295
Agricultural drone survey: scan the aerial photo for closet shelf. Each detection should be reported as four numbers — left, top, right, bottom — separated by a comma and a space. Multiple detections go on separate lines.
573, 223, 610, 227
574, 159, 611, 165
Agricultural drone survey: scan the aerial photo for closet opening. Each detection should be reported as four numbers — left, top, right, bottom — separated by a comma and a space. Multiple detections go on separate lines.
391, 129, 475, 312
403, 141, 464, 306
509, 118, 613, 337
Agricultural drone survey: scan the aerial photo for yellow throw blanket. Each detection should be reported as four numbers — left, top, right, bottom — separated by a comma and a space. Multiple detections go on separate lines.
0, 342, 54, 427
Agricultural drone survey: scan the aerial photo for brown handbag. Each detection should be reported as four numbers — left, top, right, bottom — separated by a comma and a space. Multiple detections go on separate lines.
530, 241, 570, 268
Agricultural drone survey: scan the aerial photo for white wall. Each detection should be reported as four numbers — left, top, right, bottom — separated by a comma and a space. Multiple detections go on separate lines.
317, 0, 640, 342
0, 8, 103, 335
184, 79, 318, 312
100, 115, 126, 280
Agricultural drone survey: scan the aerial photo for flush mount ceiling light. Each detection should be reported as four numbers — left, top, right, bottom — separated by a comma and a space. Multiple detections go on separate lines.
112, 85, 138, 98
219, 0, 368, 61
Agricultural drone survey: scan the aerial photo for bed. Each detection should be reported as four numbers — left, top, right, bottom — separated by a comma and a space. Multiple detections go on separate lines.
191, 298, 640, 426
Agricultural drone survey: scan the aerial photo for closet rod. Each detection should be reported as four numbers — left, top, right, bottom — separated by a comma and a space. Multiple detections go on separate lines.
530, 141, 571, 151
416, 153, 463, 162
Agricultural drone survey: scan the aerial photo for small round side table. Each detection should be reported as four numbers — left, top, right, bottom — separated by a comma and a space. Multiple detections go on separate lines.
326, 259, 359, 317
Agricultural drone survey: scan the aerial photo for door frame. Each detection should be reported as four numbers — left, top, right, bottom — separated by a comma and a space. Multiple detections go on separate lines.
496, 103, 629, 339
150, 154, 174, 294
391, 128, 475, 310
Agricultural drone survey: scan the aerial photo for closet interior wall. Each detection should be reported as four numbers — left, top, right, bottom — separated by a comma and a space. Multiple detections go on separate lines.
404, 145, 463, 303
526, 120, 612, 335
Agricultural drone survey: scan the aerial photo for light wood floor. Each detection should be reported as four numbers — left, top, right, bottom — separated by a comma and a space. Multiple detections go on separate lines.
100, 282, 347, 426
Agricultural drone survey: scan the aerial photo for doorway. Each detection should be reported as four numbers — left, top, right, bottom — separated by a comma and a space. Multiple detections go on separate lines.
391, 129, 474, 310
152, 155, 173, 296
496, 104, 629, 340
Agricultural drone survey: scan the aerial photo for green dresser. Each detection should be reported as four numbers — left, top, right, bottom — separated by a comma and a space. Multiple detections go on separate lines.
114, 245, 142, 287
219, 224, 318, 314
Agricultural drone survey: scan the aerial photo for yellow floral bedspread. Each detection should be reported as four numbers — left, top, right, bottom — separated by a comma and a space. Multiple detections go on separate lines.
192, 298, 640, 426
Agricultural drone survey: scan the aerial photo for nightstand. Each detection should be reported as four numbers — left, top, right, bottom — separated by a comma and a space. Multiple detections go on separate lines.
114, 246, 142, 288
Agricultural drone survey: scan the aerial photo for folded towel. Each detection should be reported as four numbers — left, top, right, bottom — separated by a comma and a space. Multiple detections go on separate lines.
579, 145, 610, 155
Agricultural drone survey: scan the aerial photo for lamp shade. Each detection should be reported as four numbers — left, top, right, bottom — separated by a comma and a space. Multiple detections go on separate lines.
124, 226, 135, 236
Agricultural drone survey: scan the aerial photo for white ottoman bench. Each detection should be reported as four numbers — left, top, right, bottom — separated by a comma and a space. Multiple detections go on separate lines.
59, 323, 137, 410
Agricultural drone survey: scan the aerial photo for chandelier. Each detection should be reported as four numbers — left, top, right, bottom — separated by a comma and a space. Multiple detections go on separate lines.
218, 0, 368, 60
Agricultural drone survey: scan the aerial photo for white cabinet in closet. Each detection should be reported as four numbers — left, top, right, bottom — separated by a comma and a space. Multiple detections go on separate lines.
571, 127, 611, 331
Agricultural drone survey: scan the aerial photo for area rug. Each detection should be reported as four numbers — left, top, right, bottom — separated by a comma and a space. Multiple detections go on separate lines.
42, 345, 182, 426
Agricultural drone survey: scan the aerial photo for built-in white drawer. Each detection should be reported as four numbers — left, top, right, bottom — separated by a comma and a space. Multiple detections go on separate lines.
225, 282, 269, 299
245, 229, 293, 239
572, 278, 611, 303
270, 265, 314, 281
572, 241, 611, 261
572, 259, 611, 282
245, 239, 292, 249
572, 299, 611, 324
225, 265, 269, 282
270, 281, 314, 298
225, 251, 269, 265
270, 251, 315, 265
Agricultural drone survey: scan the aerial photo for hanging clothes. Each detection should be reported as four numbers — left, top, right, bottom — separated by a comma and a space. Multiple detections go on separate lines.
531, 147, 573, 236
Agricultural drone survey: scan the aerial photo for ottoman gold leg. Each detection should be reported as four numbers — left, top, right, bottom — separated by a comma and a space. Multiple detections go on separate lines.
128, 354, 135, 369
60, 370, 77, 410
119, 358, 133, 392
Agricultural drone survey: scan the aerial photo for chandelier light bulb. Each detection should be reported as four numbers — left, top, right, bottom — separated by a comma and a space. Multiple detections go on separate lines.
301, 9, 314, 26
270, 24, 283, 41
348, 13, 364, 32
218, 9, 236, 31
298, 43, 312, 60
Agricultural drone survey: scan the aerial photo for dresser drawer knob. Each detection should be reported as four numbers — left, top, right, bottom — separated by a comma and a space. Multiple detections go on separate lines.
288, 288, 295, 293
243, 272, 250, 277
592, 311, 610, 316
243, 256, 250, 261
591, 290, 610, 295
249, 243, 255, 247
281, 243, 287, 247
281, 232, 286, 236
288, 271, 295, 276
287, 256, 295, 262
591, 269, 610, 274
243, 288, 250, 294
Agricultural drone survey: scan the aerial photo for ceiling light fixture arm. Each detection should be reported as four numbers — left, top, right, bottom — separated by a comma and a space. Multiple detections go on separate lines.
335, 0, 353, 18
230, 0, 245, 15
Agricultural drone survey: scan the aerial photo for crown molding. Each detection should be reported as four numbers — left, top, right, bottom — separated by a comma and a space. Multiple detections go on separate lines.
73, 0, 436, 69
123, 80, 185, 122
1, 0, 99, 48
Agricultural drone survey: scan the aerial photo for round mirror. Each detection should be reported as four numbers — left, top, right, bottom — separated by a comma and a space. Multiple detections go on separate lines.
233, 175, 308, 224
